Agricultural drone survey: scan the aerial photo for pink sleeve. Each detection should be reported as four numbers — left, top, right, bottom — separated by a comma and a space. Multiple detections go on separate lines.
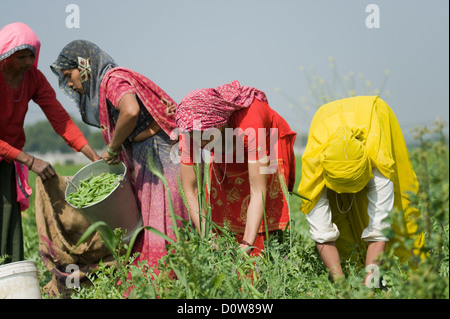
105, 77, 136, 107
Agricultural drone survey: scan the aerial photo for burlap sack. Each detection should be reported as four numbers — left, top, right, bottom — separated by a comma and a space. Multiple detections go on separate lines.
35, 173, 114, 298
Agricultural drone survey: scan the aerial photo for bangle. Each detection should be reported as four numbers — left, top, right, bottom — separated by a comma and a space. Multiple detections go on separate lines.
240, 239, 253, 247
28, 156, 35, 169
106, 145, 121, 157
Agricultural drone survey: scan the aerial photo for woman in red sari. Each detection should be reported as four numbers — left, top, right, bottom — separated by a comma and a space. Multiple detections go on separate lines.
176, 81, 296, 255
0, 23, 99, 264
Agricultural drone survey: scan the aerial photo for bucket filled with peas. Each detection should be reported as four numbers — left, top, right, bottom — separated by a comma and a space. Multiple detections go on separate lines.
65, 160, 142, 242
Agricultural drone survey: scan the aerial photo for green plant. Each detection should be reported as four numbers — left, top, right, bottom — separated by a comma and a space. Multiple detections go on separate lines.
19, 104, 448, 299
0, 254, 9, 266
64, 120, 449, 299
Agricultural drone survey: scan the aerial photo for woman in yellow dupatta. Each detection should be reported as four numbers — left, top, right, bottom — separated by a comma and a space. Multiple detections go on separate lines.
298, 96, 425, 282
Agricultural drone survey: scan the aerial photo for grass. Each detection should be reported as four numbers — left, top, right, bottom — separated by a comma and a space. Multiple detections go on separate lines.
20, 125, 449, 299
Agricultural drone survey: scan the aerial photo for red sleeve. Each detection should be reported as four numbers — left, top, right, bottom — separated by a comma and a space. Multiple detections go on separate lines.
31, 69, 88, 151
0, 139, 21, 162
232, 98, 271, 162
179, 131, 206, 165
179, 133, 191, 165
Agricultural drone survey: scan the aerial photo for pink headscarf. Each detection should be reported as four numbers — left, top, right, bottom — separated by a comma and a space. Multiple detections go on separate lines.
0, 22, 40, 68
175, 80, 268, 131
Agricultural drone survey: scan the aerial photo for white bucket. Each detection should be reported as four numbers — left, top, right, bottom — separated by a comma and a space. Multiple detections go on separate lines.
0, 260, 42, 299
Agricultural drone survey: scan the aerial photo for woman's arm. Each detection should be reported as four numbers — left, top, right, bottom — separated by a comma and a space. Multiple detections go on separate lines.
180, 163, 204, 232
241, 159, 268, 252
102, 93, 139, 164
80, 144, 101, 162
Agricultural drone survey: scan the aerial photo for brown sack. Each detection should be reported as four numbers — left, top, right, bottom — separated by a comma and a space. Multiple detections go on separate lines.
35, 173, 114, 298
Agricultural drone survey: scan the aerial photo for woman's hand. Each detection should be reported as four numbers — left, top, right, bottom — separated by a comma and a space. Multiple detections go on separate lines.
102, 145, 121, 165
16, 151, 55, 180
30, 157, 56, 180
239, 240, 254, 255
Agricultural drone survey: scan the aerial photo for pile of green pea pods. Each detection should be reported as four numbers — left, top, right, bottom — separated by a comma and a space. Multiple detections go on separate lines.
66, 172, 123, 208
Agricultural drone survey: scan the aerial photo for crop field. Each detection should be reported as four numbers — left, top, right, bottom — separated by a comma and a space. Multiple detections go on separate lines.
20, 123, 448, 299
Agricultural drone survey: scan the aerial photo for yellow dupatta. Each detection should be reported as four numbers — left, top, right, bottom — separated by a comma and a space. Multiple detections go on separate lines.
298, 96, 425, 262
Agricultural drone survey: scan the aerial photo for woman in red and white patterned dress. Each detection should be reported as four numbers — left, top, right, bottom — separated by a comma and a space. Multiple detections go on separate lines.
176, 81, 297, 255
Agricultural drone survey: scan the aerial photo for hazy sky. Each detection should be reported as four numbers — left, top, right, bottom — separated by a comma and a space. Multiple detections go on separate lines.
2, 0, 449, 142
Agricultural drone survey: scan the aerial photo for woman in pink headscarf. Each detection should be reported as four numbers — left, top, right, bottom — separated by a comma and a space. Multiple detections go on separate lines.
0, 23, 99, 264
176, 81, 297, 255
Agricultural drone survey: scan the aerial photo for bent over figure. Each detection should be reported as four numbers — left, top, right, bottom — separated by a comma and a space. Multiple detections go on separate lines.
51, 40, 188, 270
297, 96, 425, 283
176, 81, 297, 255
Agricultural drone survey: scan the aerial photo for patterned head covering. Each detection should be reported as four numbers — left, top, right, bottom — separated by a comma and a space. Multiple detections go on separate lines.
175, 80, 268, 132
320, 126, 373, 193
51, 40, 118, 127
0, 22, 40, 68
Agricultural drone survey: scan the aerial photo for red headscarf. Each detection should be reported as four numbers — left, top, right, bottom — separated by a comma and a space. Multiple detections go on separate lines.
175, 80, 268, 131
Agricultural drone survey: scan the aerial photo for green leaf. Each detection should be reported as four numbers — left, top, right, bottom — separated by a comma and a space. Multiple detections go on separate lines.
211, 273, 225, 290
71, 221, 116, 254
125, 225, 176, 261
289, 191, 311, 202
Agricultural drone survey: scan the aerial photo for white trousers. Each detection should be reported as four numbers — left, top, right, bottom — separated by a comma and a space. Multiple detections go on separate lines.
306, 168, 394, 243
